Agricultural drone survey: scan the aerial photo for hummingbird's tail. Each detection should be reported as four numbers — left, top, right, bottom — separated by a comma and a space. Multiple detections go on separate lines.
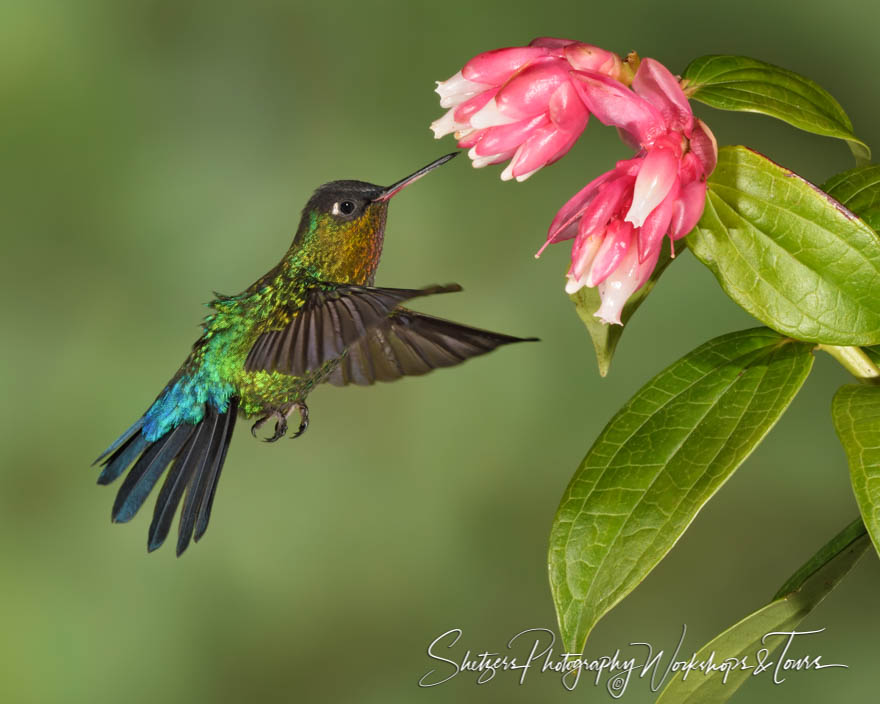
94, 390, 239, 556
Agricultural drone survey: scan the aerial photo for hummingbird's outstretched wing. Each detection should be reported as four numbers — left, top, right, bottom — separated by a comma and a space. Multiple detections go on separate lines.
325, 310, 537, 386
243, 283, 462, 376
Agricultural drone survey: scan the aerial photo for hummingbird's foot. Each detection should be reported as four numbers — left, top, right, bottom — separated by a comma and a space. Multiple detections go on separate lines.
250, 410, 288, 443
288, 402, 309, 439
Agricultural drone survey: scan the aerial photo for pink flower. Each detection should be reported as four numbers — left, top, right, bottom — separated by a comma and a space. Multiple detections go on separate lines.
430, 38, 624, 181
539, 58, 717, 325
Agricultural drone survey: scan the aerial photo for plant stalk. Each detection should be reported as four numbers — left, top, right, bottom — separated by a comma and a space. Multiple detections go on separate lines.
818, 345, 880, 381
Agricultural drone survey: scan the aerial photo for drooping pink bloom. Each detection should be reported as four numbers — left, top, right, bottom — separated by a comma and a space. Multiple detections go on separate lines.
539, 58, 717, 325
430, 38, 624, 181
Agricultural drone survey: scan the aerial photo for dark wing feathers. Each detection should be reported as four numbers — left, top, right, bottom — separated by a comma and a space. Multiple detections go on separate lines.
244, 283, 462, 376
327, 310, 538, 387
98, 396, 239, 556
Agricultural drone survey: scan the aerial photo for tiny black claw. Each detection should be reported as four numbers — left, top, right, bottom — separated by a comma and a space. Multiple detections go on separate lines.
252, 411, 288, 442
251, 415, 268, 438
264, 416, 288, 443
291, 402, 310, 439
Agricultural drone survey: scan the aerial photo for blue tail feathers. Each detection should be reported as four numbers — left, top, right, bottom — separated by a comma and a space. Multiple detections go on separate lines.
95, 386, 239, 556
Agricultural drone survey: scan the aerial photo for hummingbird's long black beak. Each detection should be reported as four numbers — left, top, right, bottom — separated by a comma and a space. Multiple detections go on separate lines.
373, 152, 459, 202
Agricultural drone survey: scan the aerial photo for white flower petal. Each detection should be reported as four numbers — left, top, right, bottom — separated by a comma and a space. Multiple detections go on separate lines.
435, 71, 489, 108
468, 147, 515, 169
624, 147, 677, 227
471, 98, 519, 129
430, 108, 463, 139
499, 144, 525, 181
594, 244, 654, 325
515, 167, 540, 182
564, 275, 585, 294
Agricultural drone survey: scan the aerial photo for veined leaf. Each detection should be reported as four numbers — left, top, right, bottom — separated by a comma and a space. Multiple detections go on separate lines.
832, 385, 880, 557
549, 328, 814, 652
683, 55, 870, 163
824, 164, 880, 232
689, 146, 880, 345
656, 519, 868, 703
571, 243, 681, 377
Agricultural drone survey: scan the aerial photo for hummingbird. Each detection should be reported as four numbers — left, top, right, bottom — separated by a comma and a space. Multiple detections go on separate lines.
94, 152, 536, 556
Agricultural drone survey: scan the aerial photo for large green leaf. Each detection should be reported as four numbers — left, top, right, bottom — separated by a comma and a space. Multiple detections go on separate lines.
656, 518, 869, 703
689, 146, 880, 345
824, 164, 880, 231
570, 243, 681, 377
682, 55, 870, 163
549, 328, 814, 652
833, 385, 880, 556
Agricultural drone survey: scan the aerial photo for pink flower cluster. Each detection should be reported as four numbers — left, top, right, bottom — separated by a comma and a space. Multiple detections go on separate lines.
432, 40, 717, 326
430, 38, 624, 182
542, 58, 717, 323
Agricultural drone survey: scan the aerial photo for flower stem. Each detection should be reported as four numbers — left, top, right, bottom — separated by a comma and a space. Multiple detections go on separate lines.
818, 344, 880, 381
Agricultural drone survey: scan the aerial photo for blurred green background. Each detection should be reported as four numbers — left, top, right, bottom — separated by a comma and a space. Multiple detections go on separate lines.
2, 0, 879, 701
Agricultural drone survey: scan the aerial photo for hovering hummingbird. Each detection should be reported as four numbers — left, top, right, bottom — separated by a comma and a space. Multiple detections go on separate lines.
94, 152, 535, 556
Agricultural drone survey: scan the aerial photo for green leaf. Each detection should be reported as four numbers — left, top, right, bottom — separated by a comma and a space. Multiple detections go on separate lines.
832, 384, 880, 557
549, 328, 814, 652
689, 146, 880, 345
656, 519, 869, 703
683, 54, 870, 164
570, 242, 681, 377
864, 345, 880, 367
824, 164, 880, 231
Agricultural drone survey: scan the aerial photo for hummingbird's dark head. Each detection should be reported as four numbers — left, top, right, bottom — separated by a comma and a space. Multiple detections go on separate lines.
303, 179, 387, 227
290, 153, 458, 284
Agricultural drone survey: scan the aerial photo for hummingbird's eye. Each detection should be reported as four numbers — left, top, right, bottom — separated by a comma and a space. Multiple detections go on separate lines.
336, 200, 356, 216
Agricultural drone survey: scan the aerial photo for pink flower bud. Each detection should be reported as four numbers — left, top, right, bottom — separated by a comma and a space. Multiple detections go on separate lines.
571, 70, 667, 147
529, 37, 578, 50
588, 219, 635, 286
577, 170, 636, 240
631, 58, 693, 135
637, 176, 680, 260
689, 118, 718, 176
564, 43, 623, 78
470, 115, 548, 157
565, 233, 603, 293
670, 180, 708, 239
625, 136, 680, 227
462, 47, 550, 85
501, 116, 586, 182
495, 63, 572, 121
540, 169, 617, 253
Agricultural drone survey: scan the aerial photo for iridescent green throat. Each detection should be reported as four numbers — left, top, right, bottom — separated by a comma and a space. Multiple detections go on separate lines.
282, 205, 389, 286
